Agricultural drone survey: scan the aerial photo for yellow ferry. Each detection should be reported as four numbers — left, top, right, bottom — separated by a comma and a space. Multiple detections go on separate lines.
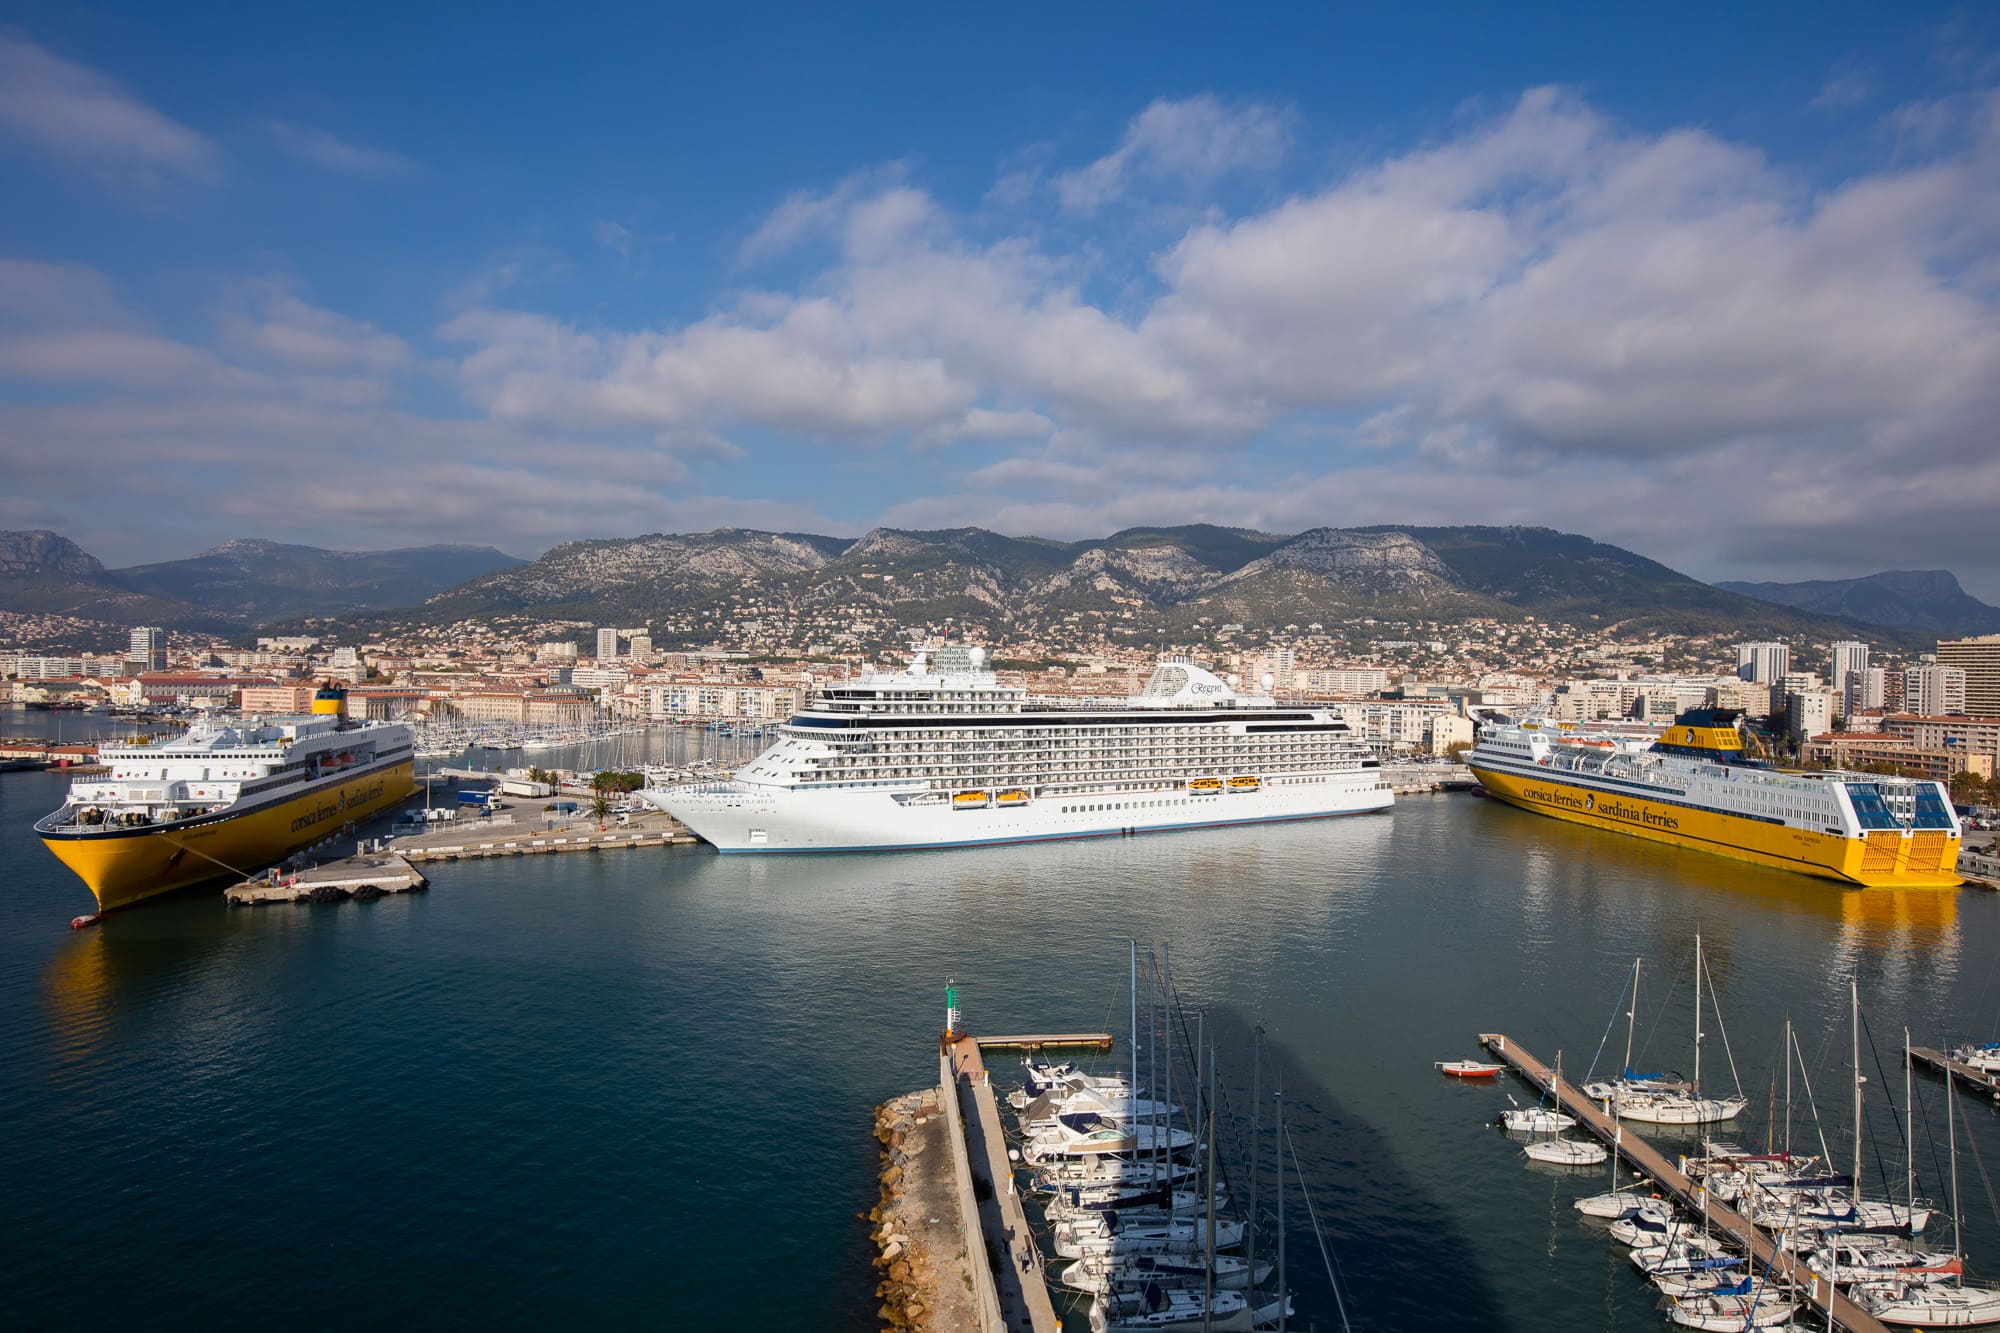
1466, 709, 1961, 888
36, 687, 415, 913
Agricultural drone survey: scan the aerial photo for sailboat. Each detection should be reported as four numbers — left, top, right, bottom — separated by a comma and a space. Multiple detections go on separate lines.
1853, 1053, 2000, 1326
1523, 1135, 1609, 1166
1057, 1251, 1273, 1296
1500, 1049, 1576, 1132
1574, 1102, 1648, 1218
1666, 1283, 1800, 1331
1591, 938, 1749, 1125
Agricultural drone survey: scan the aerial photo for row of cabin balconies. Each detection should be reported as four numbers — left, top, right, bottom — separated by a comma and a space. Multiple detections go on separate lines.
796, 753, 1367, 783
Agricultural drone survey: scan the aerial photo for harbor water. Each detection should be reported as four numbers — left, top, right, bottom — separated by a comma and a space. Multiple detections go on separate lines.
5, 712, 2000, 1329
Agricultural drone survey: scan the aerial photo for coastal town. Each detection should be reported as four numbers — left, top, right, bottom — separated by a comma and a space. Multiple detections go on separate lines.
6, 619, 1999, 810
14, 4, 2000, 1330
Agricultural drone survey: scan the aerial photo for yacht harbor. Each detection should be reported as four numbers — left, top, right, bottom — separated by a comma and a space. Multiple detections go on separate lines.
11, 742, 2000, 1330
905, 953, 1335, 1332
1464, 948, 2000, 1332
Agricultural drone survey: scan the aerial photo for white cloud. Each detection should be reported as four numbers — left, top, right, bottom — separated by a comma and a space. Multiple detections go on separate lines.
10, 83, 2000, 596
738, 163, 911, 265
0, 259, 134, 330
222, 283, 414, 374
1056, 94, 1290, 214
0, 30, 222, 190
593, 220, 633, 255
918, 408, 1056, 448
267, 120, 415, 174
0, 329, 254, 390
1812, 65, 1875, 110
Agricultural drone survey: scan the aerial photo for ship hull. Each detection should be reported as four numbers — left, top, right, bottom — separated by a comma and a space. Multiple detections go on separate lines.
1467, 763, 1960, 888
39, 760, 416, 912
651, 778, 1393, 853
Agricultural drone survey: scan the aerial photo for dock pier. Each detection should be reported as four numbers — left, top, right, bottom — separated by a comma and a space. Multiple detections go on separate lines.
225, 851, 427, 904
1908, 1045, 2000, 1098
389, 810, 699, 863
1478, 1032, 1890, 1333
921, 1031, 1113, 1333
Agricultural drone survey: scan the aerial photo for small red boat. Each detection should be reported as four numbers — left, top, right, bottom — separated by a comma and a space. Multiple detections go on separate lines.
1436, 1059, 1505, 1078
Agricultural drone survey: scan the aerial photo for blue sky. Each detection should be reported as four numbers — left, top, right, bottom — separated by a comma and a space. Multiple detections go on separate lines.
3, 2, 1999, 599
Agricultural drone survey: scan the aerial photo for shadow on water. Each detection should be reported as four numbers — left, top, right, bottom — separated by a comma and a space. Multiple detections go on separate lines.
1200, 1003, 1507, 1332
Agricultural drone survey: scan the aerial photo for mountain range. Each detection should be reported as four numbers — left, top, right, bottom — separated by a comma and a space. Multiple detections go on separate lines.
0, 531, 523, 634
5, 524, 1974, 653
367, 523, 1929, 650
1716, 570, 2000, 637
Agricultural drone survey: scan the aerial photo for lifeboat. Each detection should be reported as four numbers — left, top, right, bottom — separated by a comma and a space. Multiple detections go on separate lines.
1226, 775, 1260, 792
1186, 777, 1222, 793
952, 791, 991, 809
995, 789, 1029, 806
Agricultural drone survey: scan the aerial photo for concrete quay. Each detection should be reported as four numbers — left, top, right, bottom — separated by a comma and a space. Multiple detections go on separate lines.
225, 851, 427, 905
1959, 845, 2000, 889
1382, 761, 1476, 794
871, 1087, 978, 1333
390, 809, 698, 863
946, 1034, 1060, 1333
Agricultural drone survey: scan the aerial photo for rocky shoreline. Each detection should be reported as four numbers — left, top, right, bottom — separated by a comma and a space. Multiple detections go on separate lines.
870, 1087, 977, 1332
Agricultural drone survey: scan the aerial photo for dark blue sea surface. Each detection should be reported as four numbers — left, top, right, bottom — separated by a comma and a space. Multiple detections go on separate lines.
5, 708, 2000, 1329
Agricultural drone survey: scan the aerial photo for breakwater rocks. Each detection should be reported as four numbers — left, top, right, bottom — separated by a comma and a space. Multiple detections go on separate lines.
870, 1088, 975, 1332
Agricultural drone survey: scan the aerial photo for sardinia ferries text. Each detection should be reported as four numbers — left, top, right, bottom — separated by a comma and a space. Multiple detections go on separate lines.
290, 779, 387, 834
1523, 786, 1680, 831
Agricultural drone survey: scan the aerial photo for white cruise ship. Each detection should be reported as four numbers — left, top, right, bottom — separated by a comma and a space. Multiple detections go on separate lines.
642, 647, 1393, 853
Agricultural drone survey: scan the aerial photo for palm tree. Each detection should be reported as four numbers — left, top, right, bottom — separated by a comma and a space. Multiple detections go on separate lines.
589, 794, 611, 829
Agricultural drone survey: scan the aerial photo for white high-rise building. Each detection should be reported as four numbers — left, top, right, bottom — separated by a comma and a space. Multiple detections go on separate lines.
596, 627, 620, 661
1786, 688, 1837, 741
1737, 641, 1791, 684
128, 626, 167, 671
1904, 656, 1967, 716
1937, 634, 2000, 717
1850, 667, 1887, 714
1830, 641, 1868, 716
628, 633, 653, 664
1272, 643, 1298, 692
1830, 640, 1869, 682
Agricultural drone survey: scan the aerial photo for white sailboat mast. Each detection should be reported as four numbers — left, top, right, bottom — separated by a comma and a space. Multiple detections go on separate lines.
1129, 939, 1138, 1087
1905, 1028, 1916, 1234
1693, 934, 1703, 1095
1852, 979, 1863, 1206
1624, 958, 1641, 1078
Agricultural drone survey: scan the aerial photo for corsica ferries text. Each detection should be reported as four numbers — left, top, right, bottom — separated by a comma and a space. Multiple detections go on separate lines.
1524, 785, 1681, 831
290, 779, 387, 833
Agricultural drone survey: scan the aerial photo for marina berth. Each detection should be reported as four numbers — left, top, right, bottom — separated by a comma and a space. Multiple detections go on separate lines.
1466, 707, 1964, 887
35, 686, 415, 912
644, 646, 1392, 853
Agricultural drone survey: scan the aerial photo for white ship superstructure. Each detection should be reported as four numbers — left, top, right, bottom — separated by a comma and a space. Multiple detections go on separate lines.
1465, 710, 1962, 887
644, 647, 1393, 852
37, 691, 416, 911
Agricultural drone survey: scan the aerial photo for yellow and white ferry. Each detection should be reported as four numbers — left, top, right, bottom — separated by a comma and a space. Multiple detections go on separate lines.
1466, 709, 1961, 888
36, 686, 415, 912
